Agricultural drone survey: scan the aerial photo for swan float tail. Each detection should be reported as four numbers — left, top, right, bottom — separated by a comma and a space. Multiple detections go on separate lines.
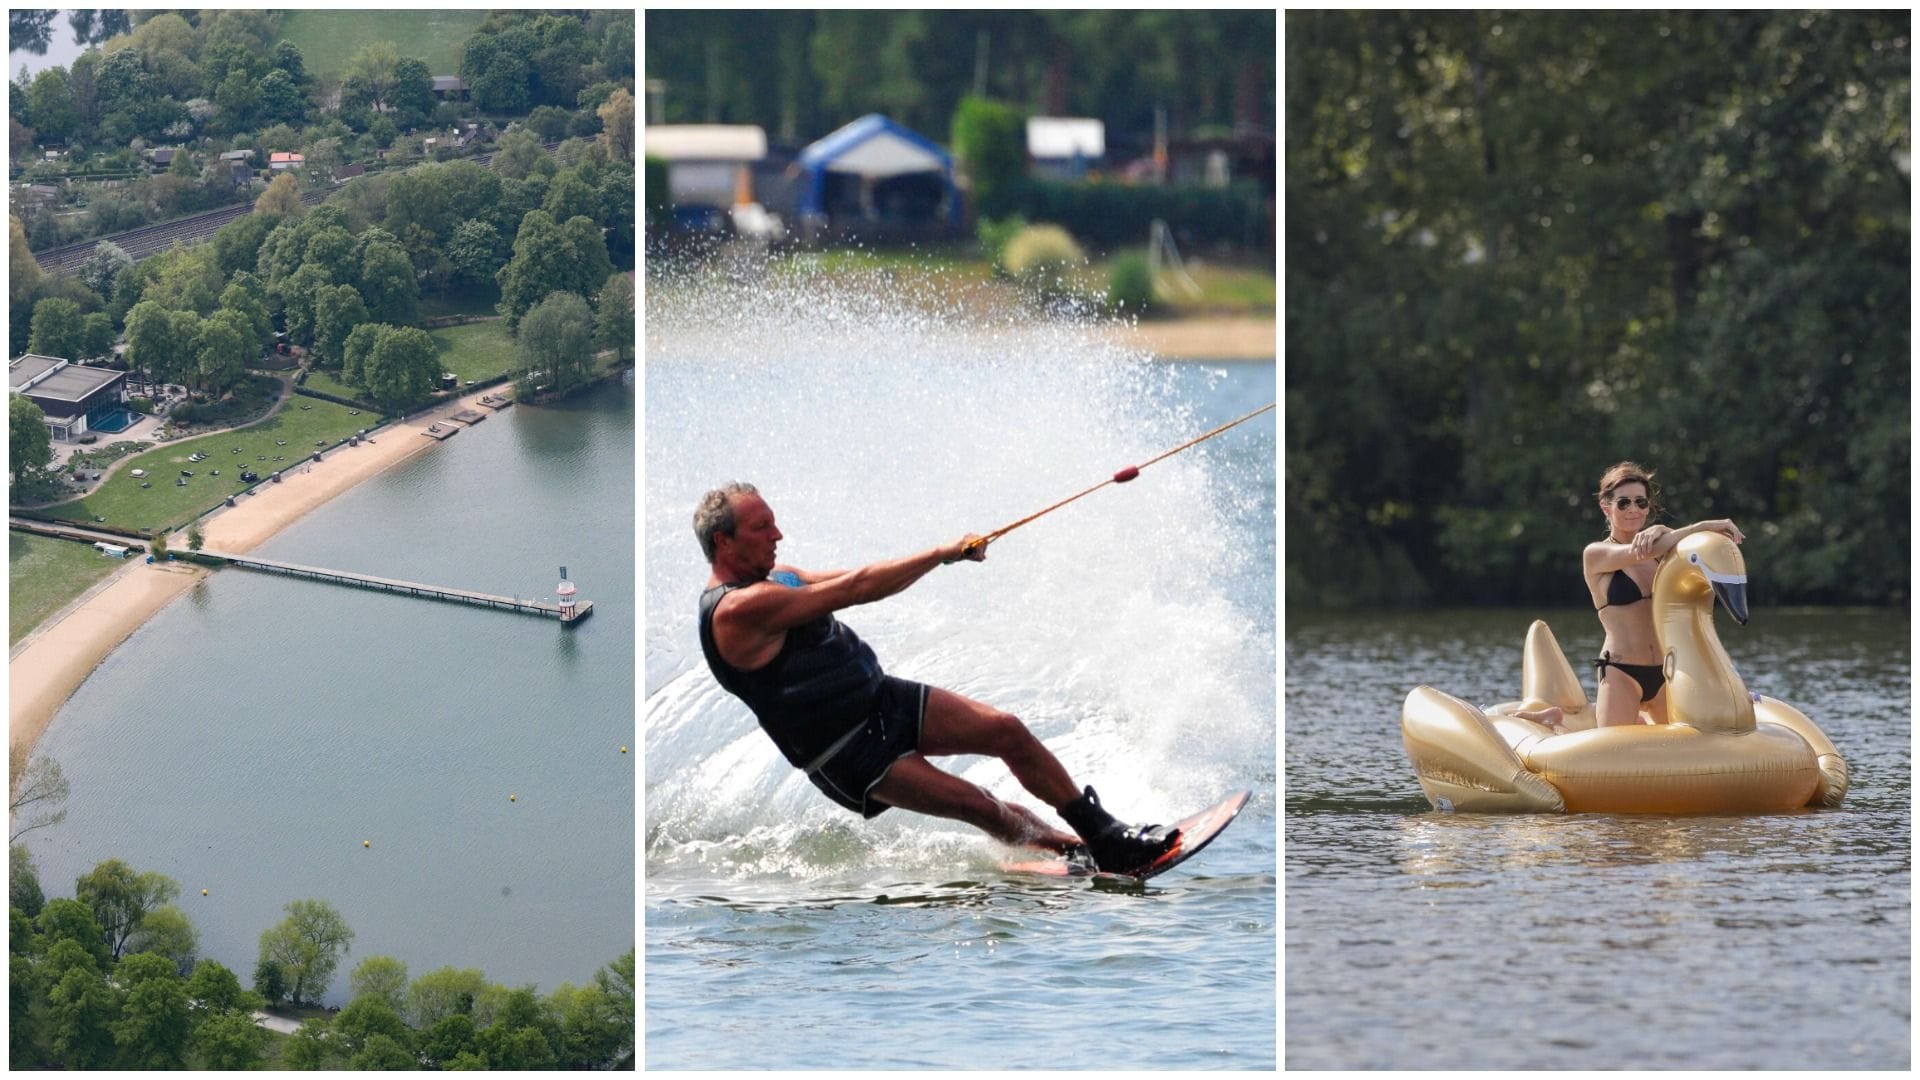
1402, 686, 1566, 813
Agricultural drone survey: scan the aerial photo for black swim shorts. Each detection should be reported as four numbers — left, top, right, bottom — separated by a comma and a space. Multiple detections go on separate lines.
806, 676, 925, 818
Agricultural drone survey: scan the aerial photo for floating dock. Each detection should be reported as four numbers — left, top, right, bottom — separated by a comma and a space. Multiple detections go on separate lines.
199, 550, 591, 624
421, 422, 459, 440
449, 408, 487, 425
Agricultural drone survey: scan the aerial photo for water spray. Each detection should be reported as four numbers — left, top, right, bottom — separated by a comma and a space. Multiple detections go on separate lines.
963, 401, 1275, 557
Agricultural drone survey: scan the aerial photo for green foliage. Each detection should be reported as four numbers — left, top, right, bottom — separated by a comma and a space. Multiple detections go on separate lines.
999, 223, 1085, 295
257, 898, 354, 1006
516, 291, 596, 397
126, 904, 199, 976
74, 858, 179, 960
596, 272, 635, 361
496, 210, 614, 328
361, 326, 441, 411
11, 846, 45, 918
111, 952, 190, 1068
1106, 250, 1154, 315
349, 955, 410, 1015
1018, 178, 1267, 253
28, 297, 87, 359
11, 393, 53, 479
1286, 11, 1909, 606
190, 1010, 266, 1069
252, 957, 287, 1006
950, 96, 1027, 218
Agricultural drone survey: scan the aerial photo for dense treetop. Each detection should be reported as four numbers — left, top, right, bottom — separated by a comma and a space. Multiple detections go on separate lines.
1286, 11, 1908, 607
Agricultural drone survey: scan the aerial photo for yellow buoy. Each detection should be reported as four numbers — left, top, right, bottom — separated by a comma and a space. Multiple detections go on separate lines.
509, 794, 517, 802
363, 839, 370, 848
621, 746, 628, 754
202, 889, 209, 896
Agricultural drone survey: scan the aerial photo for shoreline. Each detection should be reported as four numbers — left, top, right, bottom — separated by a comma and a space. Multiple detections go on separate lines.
9, 387, 503, 765
1101, 315, 1276, 361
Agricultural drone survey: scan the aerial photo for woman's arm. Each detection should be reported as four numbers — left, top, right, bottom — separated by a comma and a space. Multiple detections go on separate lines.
1644, 519, 1743, 559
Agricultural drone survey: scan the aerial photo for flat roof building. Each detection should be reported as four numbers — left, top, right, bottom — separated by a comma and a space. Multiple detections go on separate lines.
11, 354, 129, 441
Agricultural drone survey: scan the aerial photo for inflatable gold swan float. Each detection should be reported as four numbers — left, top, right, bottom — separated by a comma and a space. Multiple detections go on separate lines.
1402, 532, 1848, 813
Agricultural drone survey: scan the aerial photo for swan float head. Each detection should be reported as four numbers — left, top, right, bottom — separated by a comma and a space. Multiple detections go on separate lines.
1654, 531, 1754, 733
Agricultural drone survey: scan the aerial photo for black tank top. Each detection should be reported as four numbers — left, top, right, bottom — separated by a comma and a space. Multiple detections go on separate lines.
698, 580, 885, 768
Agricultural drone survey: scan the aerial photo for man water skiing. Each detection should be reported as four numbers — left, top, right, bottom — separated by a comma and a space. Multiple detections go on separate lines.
694, 482, 1179, 874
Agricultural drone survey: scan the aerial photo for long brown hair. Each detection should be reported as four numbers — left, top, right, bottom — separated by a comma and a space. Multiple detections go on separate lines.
1595, 461, 1659, 535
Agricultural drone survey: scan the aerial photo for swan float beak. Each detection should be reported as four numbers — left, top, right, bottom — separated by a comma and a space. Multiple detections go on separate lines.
1710, 577, 1749, 625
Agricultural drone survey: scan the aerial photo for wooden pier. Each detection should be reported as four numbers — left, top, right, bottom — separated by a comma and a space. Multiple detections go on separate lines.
199, 550, 592, 624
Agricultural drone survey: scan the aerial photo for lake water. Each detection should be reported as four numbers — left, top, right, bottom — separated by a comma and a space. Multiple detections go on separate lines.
644, 270, 1276, 1069
1285, 607, 1909, 1068
27, 381, 635, 1003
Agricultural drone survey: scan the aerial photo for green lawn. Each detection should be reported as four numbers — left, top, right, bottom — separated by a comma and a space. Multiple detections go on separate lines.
10, 532, 127, 646
41, 399, 380, 535
274, 10, 485, 78
303, 320, 518, 401
429, 320, 519, 384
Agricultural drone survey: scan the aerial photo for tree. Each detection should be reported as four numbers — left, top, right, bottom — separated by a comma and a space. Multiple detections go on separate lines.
349, 955, 410, 1015
516, 290, 595, 397
447, 219, 507, 288
461, 29, 534, 114
389, 56, 436, 126
126, 903, 199, 976
597, 88, 634, 162
8, 743, 67, 841
254, 171, 304, 217
496, 210, 612, 328
312, 284, 368, 368
27, 66, 78, 142
196, 314, 250, 394
596, 948, 634, 1067
35, 899, 109, 967
10, 394, 54, 483
407, 965, 488, 1029
78, 313, 116, 362
251, 957, 286, 1006
124, 301, 181, 383
357, 238, 420, 327
257, 68, 307, 127
361, 326, 440, 411
257, 898, 354, 1005
29, 297, 87, 360
45, 962, 116, 1067
77, 240, 132, 298
342, 42, 403, 115
11, 843, 46, 918
74, 858, 180, 960
333, 994, 414, 1059
186, 959, 262, 1018
191, 1010, 266, 1070
341, 323, 384, 390
596, 272, 634, 363
11, 215, 44, 305
111, 951, 191, 1068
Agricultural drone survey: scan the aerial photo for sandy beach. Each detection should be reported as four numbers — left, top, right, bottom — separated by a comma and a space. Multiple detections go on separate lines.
10, 389, 501, 762
1104, 315, 1276, 360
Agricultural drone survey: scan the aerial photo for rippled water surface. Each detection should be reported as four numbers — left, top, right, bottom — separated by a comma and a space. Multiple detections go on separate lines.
1285, 607, 1909, 1069
29, 383, 635, 1002
645, 270, 1275, 1069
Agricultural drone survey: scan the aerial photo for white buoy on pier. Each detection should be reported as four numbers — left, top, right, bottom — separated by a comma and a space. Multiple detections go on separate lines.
556, 566, 578, 622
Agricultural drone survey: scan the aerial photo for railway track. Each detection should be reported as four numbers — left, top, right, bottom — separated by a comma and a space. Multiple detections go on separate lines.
32, 140, 561, 277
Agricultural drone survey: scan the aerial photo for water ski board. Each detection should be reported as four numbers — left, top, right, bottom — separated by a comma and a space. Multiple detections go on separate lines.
1004, 789, 1252, 881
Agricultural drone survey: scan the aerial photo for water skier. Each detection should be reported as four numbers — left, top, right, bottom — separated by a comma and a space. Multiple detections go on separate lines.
694, 482, 1179, 874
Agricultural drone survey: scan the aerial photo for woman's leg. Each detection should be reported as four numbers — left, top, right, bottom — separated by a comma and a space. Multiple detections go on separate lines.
1595, 666, 1650, 727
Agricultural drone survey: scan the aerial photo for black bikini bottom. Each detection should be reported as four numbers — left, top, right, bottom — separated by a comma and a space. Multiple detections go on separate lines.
1595, 652, 1664, 703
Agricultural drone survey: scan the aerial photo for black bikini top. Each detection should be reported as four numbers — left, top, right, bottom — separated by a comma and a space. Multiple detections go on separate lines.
1597, 569, 1646, 610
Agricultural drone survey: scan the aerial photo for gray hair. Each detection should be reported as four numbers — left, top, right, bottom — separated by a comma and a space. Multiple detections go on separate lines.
694, 482, 760, 562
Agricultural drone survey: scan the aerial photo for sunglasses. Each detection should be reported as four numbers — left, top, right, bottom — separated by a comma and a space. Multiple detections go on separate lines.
1612, 495, 1650, 511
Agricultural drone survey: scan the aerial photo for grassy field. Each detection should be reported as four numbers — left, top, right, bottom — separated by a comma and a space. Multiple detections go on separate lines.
9, 532, 127, 646
429, 320, 520, 383
303, 319, 518, 400
273, 10, 485, 78
41, 399, 378, 535
764, 246, 1275, 318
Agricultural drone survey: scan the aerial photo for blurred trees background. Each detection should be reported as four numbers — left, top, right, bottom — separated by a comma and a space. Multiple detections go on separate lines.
643, 11, 1274, 149
1286, 11, 1908, 607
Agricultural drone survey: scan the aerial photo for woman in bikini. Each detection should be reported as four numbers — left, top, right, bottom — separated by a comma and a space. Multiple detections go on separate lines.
1525, 462, 1744, 731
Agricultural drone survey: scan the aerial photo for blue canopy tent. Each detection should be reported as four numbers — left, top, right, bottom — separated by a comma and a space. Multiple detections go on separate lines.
796, 114, 964, 231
